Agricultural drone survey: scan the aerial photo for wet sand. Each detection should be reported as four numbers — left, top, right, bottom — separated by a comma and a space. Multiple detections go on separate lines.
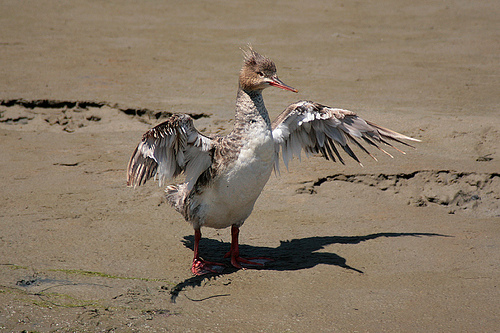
1, 0, 499, 331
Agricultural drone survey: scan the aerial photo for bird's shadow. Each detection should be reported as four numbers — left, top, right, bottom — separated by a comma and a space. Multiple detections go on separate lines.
168, 232, 448, 302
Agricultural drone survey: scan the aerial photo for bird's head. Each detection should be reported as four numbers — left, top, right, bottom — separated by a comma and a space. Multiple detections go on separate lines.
239, 47, 298, 93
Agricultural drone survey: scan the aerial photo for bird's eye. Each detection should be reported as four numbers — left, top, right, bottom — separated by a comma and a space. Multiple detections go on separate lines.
257, 71, 264, 77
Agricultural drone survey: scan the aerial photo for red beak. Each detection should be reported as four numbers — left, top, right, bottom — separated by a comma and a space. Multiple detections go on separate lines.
269, 76, 298, 93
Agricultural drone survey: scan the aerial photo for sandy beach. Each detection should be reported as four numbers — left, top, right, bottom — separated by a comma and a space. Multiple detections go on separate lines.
1, 0, 499, 331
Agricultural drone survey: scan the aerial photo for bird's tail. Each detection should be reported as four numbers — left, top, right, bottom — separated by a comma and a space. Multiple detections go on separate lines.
165, 184, 185, 214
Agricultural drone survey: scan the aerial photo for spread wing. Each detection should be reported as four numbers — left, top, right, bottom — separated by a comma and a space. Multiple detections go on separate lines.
127, 114, 213, 188
272, 101, 420, 171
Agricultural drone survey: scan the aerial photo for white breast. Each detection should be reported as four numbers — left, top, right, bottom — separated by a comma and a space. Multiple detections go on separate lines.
199, 126, 275, 229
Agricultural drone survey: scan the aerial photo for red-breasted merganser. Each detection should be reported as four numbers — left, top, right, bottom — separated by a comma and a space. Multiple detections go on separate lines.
127, 47, 420, 275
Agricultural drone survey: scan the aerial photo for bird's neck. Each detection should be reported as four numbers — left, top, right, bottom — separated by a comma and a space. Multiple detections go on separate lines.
231, 88, 271, 135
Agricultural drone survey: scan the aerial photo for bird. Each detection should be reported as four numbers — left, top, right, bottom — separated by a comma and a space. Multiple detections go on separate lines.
127, 47, 420, 275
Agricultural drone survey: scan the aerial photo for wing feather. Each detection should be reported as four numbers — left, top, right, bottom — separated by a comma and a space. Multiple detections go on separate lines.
272, 101, 420, 170
127, 114, 213, 188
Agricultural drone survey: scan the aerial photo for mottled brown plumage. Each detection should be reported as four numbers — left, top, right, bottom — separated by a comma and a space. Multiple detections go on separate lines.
127, 47, 419, 275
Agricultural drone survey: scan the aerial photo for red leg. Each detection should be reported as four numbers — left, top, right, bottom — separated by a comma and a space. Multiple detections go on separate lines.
224, 225, 273, 269
193, 229, 201, 259
191, 229, 226, 275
